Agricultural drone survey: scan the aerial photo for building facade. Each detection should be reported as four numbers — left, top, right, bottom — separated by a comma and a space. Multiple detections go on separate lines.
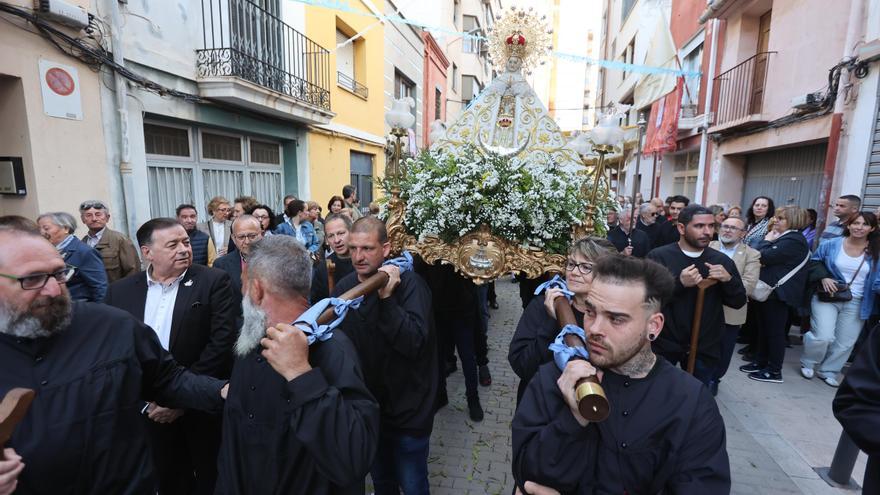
384, 0, 425, 150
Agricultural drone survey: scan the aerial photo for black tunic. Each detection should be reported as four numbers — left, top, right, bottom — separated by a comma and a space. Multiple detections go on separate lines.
833, 325, 880, 492
329, 252, 355, 285
333, 270, 438, 436
635, 218, 660, 247
653, 220, 681, 249
0, 302, 225, 495
647, 244, 746, 364
216, 332, 379, 495
512, 358, 730, 494
508, 295, 584, 404
606, 225, 652, 258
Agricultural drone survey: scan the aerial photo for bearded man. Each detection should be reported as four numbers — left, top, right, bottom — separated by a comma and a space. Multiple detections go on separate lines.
512, 255, 730, 493
0, 217, 227, 494
215, 235, 378, 495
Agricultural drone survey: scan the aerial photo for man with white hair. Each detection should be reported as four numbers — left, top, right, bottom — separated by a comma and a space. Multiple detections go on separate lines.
216, 235, 378, 495
36, 211, 108, 302
607, 207, 651, 258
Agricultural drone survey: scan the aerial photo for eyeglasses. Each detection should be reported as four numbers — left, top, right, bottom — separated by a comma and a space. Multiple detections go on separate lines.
564, 260, 594, 275
0, 265, 75, 290
79, 200, 106, 211
234, 233, 261, 242
720, 225, 742, 231
252, 214, 270, 220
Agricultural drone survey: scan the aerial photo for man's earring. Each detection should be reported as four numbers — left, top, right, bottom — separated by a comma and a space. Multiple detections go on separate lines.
647, 333, 657, 342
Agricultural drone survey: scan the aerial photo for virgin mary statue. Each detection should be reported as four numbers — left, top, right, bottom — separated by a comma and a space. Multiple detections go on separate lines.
431, 7, 581, 169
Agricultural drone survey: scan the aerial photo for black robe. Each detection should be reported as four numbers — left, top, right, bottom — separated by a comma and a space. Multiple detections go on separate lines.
635, 218, 659, 246
606, 225, 652, 258
653, 220, 681, 249
646, 244, 746, 365
329, 252, 355, 285
512, 358, 730, 494
216, 332, 378, 495
833, 325, 880, 493
333, 270, 439, 436
508, 295, 584, 404
0, 302, 225, 494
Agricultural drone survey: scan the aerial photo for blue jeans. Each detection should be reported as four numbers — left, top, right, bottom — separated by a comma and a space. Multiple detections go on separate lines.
802, 296, 864, 376
371, 432, 430, 495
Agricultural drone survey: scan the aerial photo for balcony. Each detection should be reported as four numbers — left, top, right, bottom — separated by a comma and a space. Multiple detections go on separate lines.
709, 52, 776, 133
337, 71, 368, 99
197, 0, 334, 125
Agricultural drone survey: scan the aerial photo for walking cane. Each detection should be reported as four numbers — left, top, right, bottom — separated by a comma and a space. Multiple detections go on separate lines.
687, 279, 718, 374
0, 388, 35, 460
553, 297, 610, 422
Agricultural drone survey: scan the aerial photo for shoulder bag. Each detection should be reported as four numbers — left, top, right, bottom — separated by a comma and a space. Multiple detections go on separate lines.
817, 252, 867, 303
752, 250, 811, 302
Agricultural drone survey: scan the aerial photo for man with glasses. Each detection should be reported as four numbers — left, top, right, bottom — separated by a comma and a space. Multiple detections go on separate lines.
0, 218, 228, 494
214, 215, 263, 329
105, 218, 237, 495
79, 200, 141, 283
647, 205, 746, 385
708, 216, 761, 395
635, 202, 661, 247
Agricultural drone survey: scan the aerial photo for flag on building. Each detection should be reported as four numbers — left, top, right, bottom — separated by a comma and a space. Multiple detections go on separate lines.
643, 77, 684, 155
633, 13, 678, 110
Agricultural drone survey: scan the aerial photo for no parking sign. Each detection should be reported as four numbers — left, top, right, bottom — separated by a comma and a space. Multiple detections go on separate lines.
39, 59, 83, 120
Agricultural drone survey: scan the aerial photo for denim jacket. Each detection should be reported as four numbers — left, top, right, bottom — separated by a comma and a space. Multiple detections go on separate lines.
275, 220, 320, 253
811, 236, 879, 320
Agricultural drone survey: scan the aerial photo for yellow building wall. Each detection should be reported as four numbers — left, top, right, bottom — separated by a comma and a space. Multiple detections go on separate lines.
305, 0, 387, 203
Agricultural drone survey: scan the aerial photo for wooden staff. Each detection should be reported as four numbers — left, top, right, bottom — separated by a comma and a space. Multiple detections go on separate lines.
553, 297, 610, 422
316, 271, 390, 324
687, 279, 718, 374
326, 259, 336, 293
0, 388, 35, 460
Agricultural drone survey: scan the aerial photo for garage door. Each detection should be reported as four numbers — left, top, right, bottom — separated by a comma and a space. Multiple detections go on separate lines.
861, 85, 880, 210
741, 143, 827, 209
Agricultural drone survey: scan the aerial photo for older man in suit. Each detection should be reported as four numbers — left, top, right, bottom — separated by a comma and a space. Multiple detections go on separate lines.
197, 196, 232, 257
105, 217, 237, 495
213, 214, 263, 329
79, 200, 141, 282
709, 215, 761, 395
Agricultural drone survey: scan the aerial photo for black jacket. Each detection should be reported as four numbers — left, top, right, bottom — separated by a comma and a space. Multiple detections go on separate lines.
512, 358, 730, 494
653, 220, 681, 249
105, 263, 238, 379
834, 324, 880, 493
212, 251, 244, 330
508, 295, 583, 404
635, 218, 660, 246
606, 226, 651, 258
333, 270, 438, 436
216, 332, 379, 494
755, 231, 810, 308
0, 302, 224, 494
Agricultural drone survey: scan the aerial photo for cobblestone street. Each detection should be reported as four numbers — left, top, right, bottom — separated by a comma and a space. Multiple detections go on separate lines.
424, 281, 869, 495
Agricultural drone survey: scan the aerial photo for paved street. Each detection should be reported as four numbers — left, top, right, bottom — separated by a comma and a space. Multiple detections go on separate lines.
424, 281, 869, 495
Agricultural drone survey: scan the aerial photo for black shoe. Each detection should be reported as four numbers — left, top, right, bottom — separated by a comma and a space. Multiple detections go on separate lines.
444, 360, 457, 377
739, 362, 762, 373
489, 300, 499, 309
737, 345, 753, 355
479, 365, 492, 386
467, 396, 484, 422
748, 369, 784, 383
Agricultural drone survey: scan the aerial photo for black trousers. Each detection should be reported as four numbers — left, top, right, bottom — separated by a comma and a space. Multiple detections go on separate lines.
714, 324, 741, 381
146, 410, 221, 495
436, 310, 479, 398
754, 298, 790, 373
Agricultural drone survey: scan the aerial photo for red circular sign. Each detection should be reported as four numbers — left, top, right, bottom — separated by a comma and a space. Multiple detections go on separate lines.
45, 67, 75, 96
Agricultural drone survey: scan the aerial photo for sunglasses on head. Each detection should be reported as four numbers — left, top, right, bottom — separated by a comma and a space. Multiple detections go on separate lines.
79, 201, 107, 211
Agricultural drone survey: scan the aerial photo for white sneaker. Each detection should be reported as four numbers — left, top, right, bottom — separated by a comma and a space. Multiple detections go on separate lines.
823, 375, 840, 388
800, 367, 814, 379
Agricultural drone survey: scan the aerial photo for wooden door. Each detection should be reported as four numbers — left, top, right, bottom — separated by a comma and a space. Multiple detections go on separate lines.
750, 11, 772, 114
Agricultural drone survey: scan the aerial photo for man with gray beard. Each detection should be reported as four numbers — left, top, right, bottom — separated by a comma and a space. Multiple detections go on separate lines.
215, 235, 378, 495
0, 219, 227, 494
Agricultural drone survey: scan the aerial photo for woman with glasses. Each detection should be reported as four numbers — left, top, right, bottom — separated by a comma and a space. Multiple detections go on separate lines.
743, 196, 775, 248
36, 212, 108, 302
741, 206, 810, 383
801, 212, 880, 387
508, 236, 616, 404
250, 204, 277, 236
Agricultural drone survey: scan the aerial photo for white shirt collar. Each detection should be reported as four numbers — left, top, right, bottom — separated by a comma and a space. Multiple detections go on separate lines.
147, 267, 188, 288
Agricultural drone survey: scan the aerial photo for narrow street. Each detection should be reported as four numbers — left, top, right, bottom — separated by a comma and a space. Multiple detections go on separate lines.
425, 282, 869, 495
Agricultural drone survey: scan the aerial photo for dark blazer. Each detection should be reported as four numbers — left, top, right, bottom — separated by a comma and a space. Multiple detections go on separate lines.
212, 252, 244, 330
755, 231, 810, 309
82, 228, 141, 283
60, 236, 108, 302
104, 263, 237, 379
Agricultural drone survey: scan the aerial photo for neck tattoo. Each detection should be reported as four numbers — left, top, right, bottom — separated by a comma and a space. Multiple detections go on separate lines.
611, 346, 656, 379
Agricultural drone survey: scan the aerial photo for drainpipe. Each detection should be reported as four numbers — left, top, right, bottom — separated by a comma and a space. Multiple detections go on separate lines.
695, 19, 719, 204
817, 0, 865, 234
107, 0, 138, 244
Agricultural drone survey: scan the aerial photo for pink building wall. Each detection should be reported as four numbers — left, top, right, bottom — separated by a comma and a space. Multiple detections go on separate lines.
422, 32, 450, 149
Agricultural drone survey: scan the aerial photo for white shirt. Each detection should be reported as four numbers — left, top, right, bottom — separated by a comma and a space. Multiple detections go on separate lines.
211, 221, 226, 249
85, 228, 106, 248
835, 249, 867, 298
717, 242, 738, 260
144, 268, 187, 350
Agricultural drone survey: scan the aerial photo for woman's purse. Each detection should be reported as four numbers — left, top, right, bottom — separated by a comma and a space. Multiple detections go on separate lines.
817, 254, 866, 303
753, 250, 811, 302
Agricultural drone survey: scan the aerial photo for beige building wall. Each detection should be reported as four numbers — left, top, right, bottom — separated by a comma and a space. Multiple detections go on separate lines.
0, 0, 111, 235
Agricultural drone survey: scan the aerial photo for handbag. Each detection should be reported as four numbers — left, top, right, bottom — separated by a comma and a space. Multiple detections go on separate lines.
817, 253, 866, 303
752, 250, 811, 302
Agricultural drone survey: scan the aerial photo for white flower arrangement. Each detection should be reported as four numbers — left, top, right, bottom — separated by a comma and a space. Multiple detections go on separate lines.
383, 145, 614, 255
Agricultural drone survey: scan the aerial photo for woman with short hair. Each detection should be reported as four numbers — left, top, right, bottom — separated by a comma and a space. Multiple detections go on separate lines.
36, 212, 108, 302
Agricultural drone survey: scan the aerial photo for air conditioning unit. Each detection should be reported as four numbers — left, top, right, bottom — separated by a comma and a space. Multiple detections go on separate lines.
791, 92, 823, 111
33, 0, 89, 30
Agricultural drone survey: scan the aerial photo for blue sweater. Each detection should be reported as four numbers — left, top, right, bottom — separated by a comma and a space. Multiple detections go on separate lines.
812, 236, 880, 320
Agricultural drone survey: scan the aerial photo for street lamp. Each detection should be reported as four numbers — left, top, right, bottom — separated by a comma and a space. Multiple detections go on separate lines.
384, 97, 416, 201
570, 113, 626, 235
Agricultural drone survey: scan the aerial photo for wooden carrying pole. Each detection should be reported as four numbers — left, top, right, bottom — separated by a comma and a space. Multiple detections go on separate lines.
687, 279, 718, 374
0, 388, 35, 460
553, 297, 610, 422
316, 271, 390, 324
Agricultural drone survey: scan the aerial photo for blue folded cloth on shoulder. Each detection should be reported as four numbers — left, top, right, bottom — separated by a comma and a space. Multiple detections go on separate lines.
548, 324, 590, 371
293, 296, 364, 345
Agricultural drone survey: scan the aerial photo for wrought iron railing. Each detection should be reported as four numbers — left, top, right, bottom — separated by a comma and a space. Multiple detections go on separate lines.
712, 52, 776, 127
337, 71, 368, 99
197, 0, 331, 111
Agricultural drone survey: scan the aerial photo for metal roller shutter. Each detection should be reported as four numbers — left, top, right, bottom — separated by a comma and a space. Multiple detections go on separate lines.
741, 143, 827, 209
861, 83, 880, 210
